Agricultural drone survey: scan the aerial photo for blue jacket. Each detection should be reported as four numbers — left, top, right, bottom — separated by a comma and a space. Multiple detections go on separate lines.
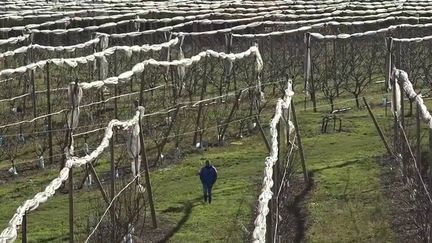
199, 165, 217, 186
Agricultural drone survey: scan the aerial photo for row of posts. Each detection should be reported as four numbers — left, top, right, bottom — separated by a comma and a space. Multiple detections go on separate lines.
15, 26, 432, 243
19, 29, 158, 242
303, 31, 431, 178
386, 36, 431, 177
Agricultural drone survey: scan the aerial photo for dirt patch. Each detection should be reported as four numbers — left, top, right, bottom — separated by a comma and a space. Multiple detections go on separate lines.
378, 156, 423, 242
276, 172, 314, 242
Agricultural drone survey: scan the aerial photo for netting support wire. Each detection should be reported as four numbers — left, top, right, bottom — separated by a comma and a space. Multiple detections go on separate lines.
138, 105, 158, 228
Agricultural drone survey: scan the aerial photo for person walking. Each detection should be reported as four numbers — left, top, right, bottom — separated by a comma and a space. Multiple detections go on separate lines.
198, 160, 218, 204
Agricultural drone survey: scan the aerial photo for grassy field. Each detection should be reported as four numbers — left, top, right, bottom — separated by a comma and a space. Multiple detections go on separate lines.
0, 88, 408, 242
0, 135, 267, 242
297, 104, 395, 242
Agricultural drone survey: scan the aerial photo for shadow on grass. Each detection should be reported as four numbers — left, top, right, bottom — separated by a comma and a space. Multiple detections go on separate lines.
310, 159, 359, 173
287, 172, 315, 243
157, 198, 202, 243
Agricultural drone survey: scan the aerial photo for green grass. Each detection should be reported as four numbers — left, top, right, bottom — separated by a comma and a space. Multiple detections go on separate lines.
295, 96, 395, 242
0, 134, 267, 242
151, 136, 266, 242
1, 87, 409, 242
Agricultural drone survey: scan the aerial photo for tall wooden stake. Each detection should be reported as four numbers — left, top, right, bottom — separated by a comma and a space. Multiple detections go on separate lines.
275, 122, 281, 191
69, 167, 74, 243
386, 38, 398, 152
46, 63, 53, 164
429, 128, 432, 181
88, 163, 110, 204
386, 37, 394, 91
291, 102, 309, 183
416, 103, 422, 173
138, 113, 157, 228
22, 212, 27, 243
113, 51, 118, 120
363, 97, 393, 156
255, 116, 271, 153
392, 79, 398, 153
304, 32, 315, 112
110, 129, 116, 242
193, 57, 208, 145
28, 33, 36, 118
400, 82, 405, 159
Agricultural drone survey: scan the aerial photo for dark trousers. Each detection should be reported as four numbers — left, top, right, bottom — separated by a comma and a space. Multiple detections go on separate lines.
202, 183, 213, 203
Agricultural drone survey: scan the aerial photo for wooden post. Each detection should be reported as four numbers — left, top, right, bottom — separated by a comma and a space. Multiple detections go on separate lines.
416, 104, 422, 173
392, 79, 398, 153
69, 167, 74, 243
88, 163, 110, 205
304, 33, 315, 112
28, 33, 36, 119
285, 106, 291, 153
275, 122, 281, 191
363, 97, 393, 156
219, 92, 242, 144
291, 102, 309, 182
429, 128, 432, 180
266, 205, 273, 243
255, 116, 271, 153
46, 63, 53, 164
193, 57, 208, 146
139, 69, 146, 106
138, 112, 157, 228
400, 82, 405, 158
113, 51, 118, 120
22, 212, 27, 243
385, 97, 388, 117
110, 129, 116, 242
385, 37, 394, 91
387, 37, 398, 152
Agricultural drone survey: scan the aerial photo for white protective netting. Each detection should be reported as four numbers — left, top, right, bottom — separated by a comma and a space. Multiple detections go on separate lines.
252, 81, 294, 243
0, 107, 145, 243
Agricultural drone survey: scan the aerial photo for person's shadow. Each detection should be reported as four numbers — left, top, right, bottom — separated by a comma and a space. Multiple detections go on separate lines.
157, 197, 202, 243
